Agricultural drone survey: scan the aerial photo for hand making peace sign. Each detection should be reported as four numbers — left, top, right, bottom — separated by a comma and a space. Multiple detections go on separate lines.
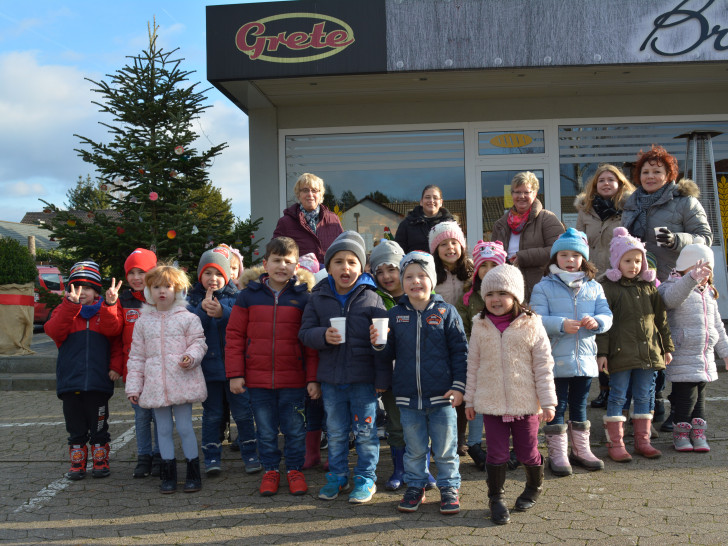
105, 278, 123, 305
67, 284, 82, 304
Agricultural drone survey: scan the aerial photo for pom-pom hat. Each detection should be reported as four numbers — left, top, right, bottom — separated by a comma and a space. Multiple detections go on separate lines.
606, 227, 655, 282
550, 228, 590, 260
428, 220, 466, 255
463, 241, 507, 306
480, 264, 525, 305
124, 248, 157, 275
675, 244, 714, 271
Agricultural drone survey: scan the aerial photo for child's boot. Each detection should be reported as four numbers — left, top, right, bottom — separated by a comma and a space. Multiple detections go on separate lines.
385, 446, 406, 490
66, 444, 88, 480
603, 415, 632, 462
468, 443, 487, 471
632, 414, 662, 458
184, 458, 202, 493
133, 454, 153, 478
544, 423, 572, 476
690, 418, 710, 452
567, 421, 604, 471
150, 452, 162, 477
672, 422, 693, 451
514, 455, 544, 512
302, 430, 321, 469
485, 462, 510, 525
91, 443, 110, 478
160, 459, 177, 494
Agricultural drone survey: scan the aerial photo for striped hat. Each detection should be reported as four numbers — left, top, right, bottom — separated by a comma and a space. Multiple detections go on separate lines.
68, 260, 102, 292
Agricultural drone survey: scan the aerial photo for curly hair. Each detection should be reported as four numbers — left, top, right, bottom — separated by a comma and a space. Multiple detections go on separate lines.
144, 264, 191, 293
583, 164, 635, 212
632, 145, 679, 186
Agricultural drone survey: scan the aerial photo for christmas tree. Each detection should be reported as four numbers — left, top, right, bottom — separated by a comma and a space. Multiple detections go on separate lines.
41, 20, 232, 278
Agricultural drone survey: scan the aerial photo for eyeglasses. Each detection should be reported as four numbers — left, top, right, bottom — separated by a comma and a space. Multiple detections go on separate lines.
299, 187, 320, 195
511, 190, 533, 197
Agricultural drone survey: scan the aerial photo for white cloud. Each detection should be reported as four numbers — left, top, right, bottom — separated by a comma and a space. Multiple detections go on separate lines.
6, 181, 46, 197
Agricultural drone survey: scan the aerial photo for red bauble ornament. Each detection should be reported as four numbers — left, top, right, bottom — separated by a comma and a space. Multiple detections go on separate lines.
149, 192, 159, 201
116, 227, 125, 235
167, 230, 177, 239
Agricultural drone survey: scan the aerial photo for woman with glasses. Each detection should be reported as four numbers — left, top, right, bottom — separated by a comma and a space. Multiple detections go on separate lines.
491, 172, 565, 302
394, 185, 455, 253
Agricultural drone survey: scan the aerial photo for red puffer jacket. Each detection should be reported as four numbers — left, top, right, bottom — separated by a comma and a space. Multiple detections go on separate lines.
110, 289, 146, 380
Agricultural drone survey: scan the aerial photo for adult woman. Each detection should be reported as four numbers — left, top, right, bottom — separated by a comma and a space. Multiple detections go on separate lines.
491, 172, 565, 302
273, 173, 343, 264
574, 164, 635, 276
621, 145, 712, 282
394, 185, 454, 253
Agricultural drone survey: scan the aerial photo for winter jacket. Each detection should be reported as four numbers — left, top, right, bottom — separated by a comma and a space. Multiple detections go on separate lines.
464, 312, 557, 416
394, 205, 455, 253
187, 280, 238, 382
621, 179, 713, 281
530, 274, 612, 378
658, 273, 728, 383
574, 191, 631, 276
376, 288, 400, 311
379, 294, 468, 410
125, 303, 208, 409
491, 199, 565, 302
299, 274, 388, 388
111, 289, 146, 381
273, 203, 343, 264
45, 297, 123, 398
435, 269, 467, 307
455, 279, 485, 339
596, 278, 674, 374
225, 269, 319, 389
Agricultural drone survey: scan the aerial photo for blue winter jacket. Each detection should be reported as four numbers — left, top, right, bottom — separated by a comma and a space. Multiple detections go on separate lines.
299, 274, 388, 388
530, 274, 612, 378
379, 293, 468, 409
187, 280, 238, 382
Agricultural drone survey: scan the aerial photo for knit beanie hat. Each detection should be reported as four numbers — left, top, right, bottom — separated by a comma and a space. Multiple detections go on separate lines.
675, 243, 714, 271
197, 246, 232, 283
369, 239, 405, 275
68, 260, 102, 293
298, 252, 320, 273
428, 220, 466, 255
550, 228, 590, 260
463, 241, 507, 306
480, 264, 525, 304
124, 248, 157, 275
645, 251, 658, 272
399, 251, 437, 289
324, 230, 367, 270
606, 227, 655, 282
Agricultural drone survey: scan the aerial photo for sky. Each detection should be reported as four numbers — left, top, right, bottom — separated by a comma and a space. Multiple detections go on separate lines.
0, 0, 287, 223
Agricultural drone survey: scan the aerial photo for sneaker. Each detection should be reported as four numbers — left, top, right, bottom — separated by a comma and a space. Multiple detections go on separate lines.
348, 475, 376, 504
205, 460, 221, 476
287, 470, 308, 495
320, 434, 328, 450
439, 487, 460, 515
244, 456, 262, 474
398, 486, 426, 513
259, 470, 280, 496
318, 472, 349, 500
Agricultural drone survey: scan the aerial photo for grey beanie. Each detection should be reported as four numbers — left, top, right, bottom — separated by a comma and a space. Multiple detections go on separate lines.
324, 230, 367, 270
369, 239, 405, 275
197, 246, 232, 283
399, 251, 437, 288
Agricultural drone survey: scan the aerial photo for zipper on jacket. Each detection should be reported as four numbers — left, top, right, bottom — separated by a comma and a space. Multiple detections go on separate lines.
269, 284, 288, 390
84, 320, 90, 391
161, 313, 168, 406
701, 290, 709, 377
572, 288, 581, 376
415, 309, 422, 410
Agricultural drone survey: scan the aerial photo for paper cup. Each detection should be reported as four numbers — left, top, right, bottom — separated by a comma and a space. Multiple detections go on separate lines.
330, 317, 346, 343
372, 317, 389, 345
654, 226, 667, 246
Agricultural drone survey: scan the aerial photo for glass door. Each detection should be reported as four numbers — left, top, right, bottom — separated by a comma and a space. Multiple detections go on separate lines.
479, 168, 545, 241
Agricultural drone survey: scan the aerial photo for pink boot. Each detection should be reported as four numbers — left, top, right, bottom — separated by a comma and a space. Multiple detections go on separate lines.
603, 415, 632, 462
567, 421, 604, 471
544, 424, 572, 476
632, 414, 661, 459
302, 431, 321, 469
690, 418, 710, 452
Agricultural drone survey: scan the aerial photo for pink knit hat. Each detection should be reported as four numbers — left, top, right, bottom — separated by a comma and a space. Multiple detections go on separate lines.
606, 227, 656, 282
463, 241, 507, 306
428, 220, 466, 255
298, 253, 320, 273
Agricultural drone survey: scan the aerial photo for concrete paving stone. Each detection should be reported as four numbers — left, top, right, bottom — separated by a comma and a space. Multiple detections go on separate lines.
548, 527, 609, 540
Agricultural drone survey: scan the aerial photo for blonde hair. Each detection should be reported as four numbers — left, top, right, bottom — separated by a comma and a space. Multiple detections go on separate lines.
144, 264, 191, 293
583, 164, 635, 212
293, 173, 325, 198
511, 171, 540, 194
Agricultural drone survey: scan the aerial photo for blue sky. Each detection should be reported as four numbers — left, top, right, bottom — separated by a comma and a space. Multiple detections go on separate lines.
0, 1, 286, 223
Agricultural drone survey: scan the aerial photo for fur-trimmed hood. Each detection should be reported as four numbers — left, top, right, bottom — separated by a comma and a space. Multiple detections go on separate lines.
673, 178, 700, 198
238, 265, 316, 292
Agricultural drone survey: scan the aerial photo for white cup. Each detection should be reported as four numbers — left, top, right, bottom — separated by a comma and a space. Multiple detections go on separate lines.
330, 317, 346, 343
654, 226, 667, 246
372, 317, 389, 345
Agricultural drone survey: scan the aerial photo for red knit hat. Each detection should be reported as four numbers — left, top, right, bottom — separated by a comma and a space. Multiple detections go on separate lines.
124, 248, 157, 275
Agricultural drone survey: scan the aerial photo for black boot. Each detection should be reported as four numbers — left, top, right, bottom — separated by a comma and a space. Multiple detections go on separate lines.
150, 453, 162, 477
590, 388, 609, 409
159, 459, 177, 494
514, 457, 544, 512
468, 443, 487, 471
133, 454, 153, 478
485, 463, 510, 525
184, 458, 202, 493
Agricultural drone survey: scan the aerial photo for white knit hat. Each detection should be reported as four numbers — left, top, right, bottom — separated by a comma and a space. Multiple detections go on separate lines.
675, 244, 714, 271
480, 264, 525, 304
428, 220, 466, 255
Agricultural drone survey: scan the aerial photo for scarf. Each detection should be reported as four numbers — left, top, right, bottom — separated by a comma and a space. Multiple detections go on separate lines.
591, 195, 618, 221
506, 206, 531, 234
549, 264, 585, 290
301, 205, 320, 234
80, 298, 103, 319
131, 290, 146, 303
626, 183, 672, 240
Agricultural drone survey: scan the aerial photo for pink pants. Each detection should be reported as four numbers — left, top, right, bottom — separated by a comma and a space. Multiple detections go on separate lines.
483, 413, 541, 466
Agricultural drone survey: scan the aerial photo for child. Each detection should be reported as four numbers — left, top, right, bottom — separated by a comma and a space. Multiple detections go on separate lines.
597, 227, 674, 462
187, 246, 260, 475
658, 244, 728, 452
45, 260, 124, 480
428, 220, 473, 455
126, 265, 208, 493
378, 251, 467, 515
299, 231, 388, 504
530, 228, 612, 475
110, 248, 160, 479
464, 264, 557, 525
225, 237, 320, 496
456, 240, 507, 470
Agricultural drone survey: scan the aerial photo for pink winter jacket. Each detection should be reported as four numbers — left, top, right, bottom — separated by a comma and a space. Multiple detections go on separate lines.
464, 312, 557, 416
125, 303, 208, 409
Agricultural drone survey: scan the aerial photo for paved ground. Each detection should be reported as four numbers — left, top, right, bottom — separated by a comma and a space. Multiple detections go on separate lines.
2, 334, 728, 544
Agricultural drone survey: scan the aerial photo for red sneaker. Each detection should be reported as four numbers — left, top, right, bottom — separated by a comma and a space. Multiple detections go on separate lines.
259, 470, 280, 496
287, 470, 308, 496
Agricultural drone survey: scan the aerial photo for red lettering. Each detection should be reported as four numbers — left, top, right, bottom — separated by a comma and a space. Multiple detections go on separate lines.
310, 22, 327, 48
325, 30, 354, 48
286, 31, 310, 50
236, 21, 267, 60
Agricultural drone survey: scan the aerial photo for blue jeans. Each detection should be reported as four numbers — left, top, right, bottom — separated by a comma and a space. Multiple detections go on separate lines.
202, 380, 258, 465
248, 387, 306, 471
400, 405, 461, 489
321, 382, 379, 482
132, 402, 159, 456
607, 369, 655, 416
550, 376, 592, 424
467, 412, 484, 445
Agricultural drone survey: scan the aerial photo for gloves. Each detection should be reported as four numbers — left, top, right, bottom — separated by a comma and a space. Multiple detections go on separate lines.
655, 227, 676, 248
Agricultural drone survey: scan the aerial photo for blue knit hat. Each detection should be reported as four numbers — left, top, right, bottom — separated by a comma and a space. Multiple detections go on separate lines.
550, 228, 589, 260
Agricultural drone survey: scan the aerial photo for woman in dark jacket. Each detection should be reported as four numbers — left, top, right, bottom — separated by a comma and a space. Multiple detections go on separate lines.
394, 185, 454, 253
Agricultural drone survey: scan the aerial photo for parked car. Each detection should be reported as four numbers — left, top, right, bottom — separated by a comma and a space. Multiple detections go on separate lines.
34, 265, 65, 324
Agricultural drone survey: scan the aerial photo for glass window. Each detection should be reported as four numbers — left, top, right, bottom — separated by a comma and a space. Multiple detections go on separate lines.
41, 274, 62, 291
478, 130, 545, 155
481, 170, 544, 240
